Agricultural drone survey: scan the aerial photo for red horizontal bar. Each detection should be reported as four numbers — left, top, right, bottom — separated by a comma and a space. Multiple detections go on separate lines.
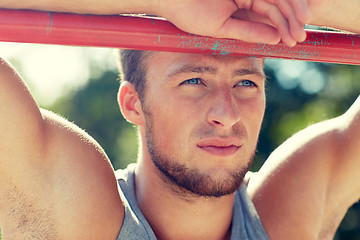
0, 9, 359, 65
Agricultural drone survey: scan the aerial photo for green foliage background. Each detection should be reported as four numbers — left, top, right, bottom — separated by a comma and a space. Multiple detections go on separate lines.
0, 55, 359, 239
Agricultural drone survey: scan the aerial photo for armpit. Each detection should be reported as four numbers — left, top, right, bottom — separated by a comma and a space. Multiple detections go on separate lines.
0, 183, 57, 239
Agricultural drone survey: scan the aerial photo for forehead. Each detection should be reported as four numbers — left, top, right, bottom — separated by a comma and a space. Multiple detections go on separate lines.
144, 52, 264, 78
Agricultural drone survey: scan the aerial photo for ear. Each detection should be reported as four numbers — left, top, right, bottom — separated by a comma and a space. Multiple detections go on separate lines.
118, 82, 144, 126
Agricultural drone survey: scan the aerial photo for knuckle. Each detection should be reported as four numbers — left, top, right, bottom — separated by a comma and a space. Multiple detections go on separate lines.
236, 0, 254, 9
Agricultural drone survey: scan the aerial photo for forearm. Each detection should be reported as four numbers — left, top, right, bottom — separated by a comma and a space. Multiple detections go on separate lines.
0, 0, 157, 15
310, 0, 360, 33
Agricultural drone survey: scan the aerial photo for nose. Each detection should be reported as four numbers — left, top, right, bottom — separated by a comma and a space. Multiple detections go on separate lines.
206, 88, 241, 129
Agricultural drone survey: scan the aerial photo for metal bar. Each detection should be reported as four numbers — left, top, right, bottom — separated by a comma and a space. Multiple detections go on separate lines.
0, 9, 359, 65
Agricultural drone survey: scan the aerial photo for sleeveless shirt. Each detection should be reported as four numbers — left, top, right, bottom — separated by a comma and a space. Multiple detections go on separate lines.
115, 164, 269, 240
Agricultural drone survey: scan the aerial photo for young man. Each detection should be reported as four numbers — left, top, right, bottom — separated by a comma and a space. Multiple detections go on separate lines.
0, 0, 359, 239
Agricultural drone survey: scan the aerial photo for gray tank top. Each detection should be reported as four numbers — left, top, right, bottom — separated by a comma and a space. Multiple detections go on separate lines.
115, 164, 269, 239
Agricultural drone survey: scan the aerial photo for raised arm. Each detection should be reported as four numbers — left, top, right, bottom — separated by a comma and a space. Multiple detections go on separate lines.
248, 96, 360, 239
0, 58, 123, 238
0, 0, 313, 46
1, 0, 158, 16
0, 59, 45, 171
330, 96, 360, 201
309, 0, 360, 33
2, 0, 360, 46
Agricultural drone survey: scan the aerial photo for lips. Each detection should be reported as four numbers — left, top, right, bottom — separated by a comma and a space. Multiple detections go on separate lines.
197, 138, 242, 157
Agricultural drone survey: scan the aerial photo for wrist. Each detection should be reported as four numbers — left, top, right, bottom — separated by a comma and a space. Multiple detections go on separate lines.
309, 0, 360, 34
111, 0, 159, 15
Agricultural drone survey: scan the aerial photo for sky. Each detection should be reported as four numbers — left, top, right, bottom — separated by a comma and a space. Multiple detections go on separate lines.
0, 42, 117, 106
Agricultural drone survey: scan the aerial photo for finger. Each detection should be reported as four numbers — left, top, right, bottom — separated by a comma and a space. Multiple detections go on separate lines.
267, 0, 311, 23
276, 0, 307, 42
231, 8, 273, 26
288, 0, 311, 23
214, 18, 281, 44
234, 0, 254, 9
252, 1, 297, 46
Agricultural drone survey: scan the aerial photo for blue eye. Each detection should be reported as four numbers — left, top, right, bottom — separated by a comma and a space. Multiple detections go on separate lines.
182, 78, 202, 85
236, 80, 256, 87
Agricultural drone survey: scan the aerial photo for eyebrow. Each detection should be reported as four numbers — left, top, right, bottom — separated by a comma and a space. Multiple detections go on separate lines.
167, 65, 217, 78
232, 69, 266, 79
167, 64, 265, 79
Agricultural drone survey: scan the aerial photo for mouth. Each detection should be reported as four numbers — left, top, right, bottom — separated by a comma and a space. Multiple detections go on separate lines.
197, 138, 242, 157
198, 145, 240, 157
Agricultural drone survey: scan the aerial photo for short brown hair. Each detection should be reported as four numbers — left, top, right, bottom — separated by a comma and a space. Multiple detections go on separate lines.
116, 49, 152, 102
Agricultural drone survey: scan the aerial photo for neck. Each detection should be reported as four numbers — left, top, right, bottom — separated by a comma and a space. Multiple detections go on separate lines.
135, 159, 235, 240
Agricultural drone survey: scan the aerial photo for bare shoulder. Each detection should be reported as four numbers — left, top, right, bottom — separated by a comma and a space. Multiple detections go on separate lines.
247, 112, 357, 239
0, 110, 124, 239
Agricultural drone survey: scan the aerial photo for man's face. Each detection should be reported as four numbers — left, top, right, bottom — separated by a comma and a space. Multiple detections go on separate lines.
140, 52, 266, 198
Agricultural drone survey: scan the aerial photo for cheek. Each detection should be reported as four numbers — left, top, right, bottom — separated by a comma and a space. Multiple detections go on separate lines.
240, 95, 266, 134
156, 93, 202, 122
252, 95, 266, 121
147, 97, 196, 148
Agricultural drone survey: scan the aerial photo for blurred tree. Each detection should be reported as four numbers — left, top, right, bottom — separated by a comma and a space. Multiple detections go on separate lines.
49, 66, 138, 170
46, 57, 359, 239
